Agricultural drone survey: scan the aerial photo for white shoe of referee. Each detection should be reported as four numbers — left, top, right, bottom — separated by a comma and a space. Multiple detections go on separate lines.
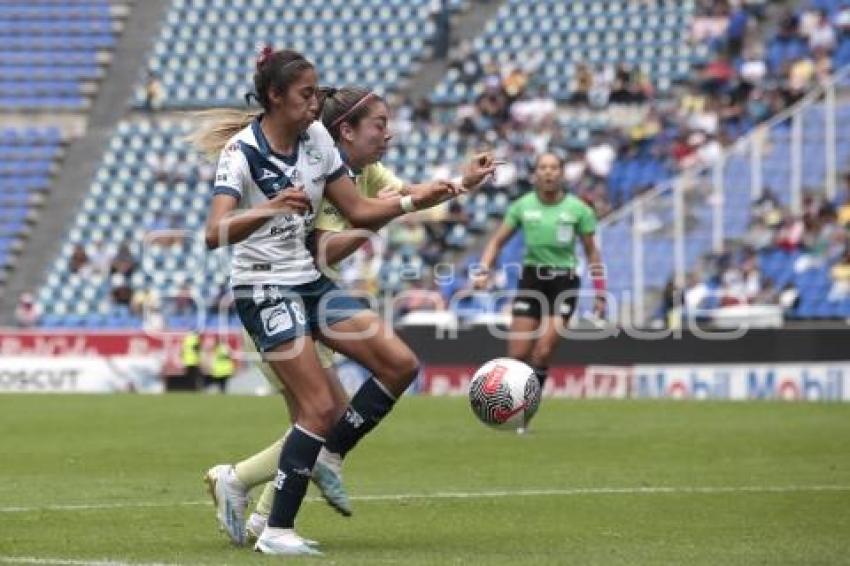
255, 527, 322, 556
204, 464, 249, 546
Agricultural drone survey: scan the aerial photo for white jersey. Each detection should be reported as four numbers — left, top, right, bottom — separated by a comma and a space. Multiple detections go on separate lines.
213, 118, 346, 287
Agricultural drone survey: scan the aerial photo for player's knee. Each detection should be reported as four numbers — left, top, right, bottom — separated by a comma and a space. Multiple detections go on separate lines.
301, 396, 341, 435
373, 347, 419, 395
374, 341, 417, 377
386, 348, 419, 384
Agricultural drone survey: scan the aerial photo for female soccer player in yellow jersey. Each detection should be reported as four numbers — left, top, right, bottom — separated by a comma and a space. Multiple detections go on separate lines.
475, 152, 606, 433
191, 47, 493, 554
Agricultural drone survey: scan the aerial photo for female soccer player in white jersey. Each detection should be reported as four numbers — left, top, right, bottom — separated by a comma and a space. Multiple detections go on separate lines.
197, 82, 493, 545
201, 47, 495, 555
474, 152, 606, 432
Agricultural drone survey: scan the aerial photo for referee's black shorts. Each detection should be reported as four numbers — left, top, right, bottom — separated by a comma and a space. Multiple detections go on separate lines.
511, 265, 581, 320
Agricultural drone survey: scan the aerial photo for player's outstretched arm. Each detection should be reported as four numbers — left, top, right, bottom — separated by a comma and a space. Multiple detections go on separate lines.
325, 175, 454, 228
324, 153, 496, 229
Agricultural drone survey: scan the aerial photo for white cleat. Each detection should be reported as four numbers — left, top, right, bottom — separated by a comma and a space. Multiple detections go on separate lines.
255, 527, 322, 556
245, 512, 267, 543
246, 513, 319, 547
204, 464, 250, 546
312, 449, 352, 517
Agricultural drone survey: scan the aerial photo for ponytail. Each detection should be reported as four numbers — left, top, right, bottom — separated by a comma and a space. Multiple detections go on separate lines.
187, 45, 314, 159
185, 108, 260, 159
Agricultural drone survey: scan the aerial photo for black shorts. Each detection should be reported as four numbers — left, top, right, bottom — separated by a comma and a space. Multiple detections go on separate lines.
511, 265, 581, 320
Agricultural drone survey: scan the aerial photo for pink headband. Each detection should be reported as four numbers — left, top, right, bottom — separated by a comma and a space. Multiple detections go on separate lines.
331, 92, 376, 128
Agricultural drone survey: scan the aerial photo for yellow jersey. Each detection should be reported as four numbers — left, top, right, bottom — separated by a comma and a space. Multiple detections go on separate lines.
313, 161, 403, 279
315, 161, 404, 233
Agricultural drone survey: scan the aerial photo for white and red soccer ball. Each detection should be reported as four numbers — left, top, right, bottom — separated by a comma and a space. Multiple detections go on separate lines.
469, 358, 541, 430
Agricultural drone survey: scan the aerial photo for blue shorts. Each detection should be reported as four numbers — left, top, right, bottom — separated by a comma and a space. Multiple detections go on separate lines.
233, 275, 369, 353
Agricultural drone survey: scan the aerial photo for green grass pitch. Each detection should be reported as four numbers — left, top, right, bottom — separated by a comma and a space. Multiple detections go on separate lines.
1, 394, 849, 565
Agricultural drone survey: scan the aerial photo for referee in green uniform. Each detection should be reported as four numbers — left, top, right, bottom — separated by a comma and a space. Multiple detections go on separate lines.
475, 152, 606, 431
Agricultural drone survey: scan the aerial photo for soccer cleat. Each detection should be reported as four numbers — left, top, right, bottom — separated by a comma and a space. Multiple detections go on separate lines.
245, 512, 266, 542
246, 513, 319, 547
204, 464, 250, 546
254, 527, 322, 556
312, 450, 352, 517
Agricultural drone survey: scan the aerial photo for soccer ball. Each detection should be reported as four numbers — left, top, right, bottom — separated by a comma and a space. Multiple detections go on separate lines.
468, 358, 541, 430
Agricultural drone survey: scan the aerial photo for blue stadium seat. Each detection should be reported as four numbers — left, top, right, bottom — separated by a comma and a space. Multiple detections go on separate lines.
136, 0, 440, 108
0, 0, 119, 109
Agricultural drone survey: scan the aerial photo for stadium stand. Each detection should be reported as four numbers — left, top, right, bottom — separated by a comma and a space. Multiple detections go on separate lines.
132, 0, 467, 109
0, 0, 129, 110
34, 119, 224, 329
432, 0, 702, 105
26, 0, 850, 328
0, 127, 64, 285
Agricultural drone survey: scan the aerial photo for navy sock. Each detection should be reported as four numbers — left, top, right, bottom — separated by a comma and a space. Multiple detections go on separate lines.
533, 366, 549, 388
267, 425, 324, 529
324, 376, 398, 458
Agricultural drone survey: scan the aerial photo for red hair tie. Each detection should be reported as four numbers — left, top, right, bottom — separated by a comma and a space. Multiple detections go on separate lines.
256, 44, 274, 67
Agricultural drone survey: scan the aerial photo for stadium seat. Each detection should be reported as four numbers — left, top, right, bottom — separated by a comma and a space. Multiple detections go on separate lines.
0, 0, 122, 110
135, 0, 442, 108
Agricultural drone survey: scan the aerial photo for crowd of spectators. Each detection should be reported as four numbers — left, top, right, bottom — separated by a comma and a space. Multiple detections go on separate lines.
372, 0, 850, 320
658, 172, 850, 325
26, 1, 850, 328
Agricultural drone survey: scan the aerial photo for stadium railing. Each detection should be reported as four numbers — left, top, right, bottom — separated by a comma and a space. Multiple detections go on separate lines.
599, 64, 850, 326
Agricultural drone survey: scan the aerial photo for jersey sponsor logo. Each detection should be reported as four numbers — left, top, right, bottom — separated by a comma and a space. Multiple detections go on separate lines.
260, 304, 293, 335
270, 224, 298, 240
304, 145, 322, 165
322, 204, 341, 217
514, 300, 531, 311
522, 210, 543, 221
259, 168, 277, 181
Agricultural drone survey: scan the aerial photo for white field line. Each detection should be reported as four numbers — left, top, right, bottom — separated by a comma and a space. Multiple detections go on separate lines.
0, 558, 180, 566
0, 484, 848, 515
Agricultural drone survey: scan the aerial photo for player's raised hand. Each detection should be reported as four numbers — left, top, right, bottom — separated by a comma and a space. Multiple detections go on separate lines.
460, 152, 498, 190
